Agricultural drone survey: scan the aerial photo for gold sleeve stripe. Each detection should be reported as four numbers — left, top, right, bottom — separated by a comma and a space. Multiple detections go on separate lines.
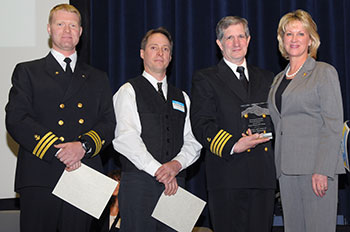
35, 134, 56, 158
87, 130, 101, 149
210, 129, 232, 157
213, 131, 227, 155
85, 130, 102, 157
39, 137, 59, 159
86, 131, 99, 147
91, 132, 102, 157
210, 129, 224, 153
218, 134, 232, 157
33, 132, 53, 155
90, 130, 101, 147
216, 132, 230, 156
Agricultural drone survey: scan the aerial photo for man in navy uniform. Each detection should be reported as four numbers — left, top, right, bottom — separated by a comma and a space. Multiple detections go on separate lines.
113, 27, 201, 231
190, 16, 276, 232
5, 4, 115, 232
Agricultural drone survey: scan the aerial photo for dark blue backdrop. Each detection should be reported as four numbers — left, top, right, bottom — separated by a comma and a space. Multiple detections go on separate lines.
81, 0, 350, 121
71, 0, 350, 228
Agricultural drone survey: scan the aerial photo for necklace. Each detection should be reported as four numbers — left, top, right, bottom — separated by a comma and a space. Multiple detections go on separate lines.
286, 64, 303, 78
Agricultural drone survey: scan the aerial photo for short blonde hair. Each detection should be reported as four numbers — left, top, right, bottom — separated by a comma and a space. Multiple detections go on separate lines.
49, 4, 81, 25
277, 9, 320, 59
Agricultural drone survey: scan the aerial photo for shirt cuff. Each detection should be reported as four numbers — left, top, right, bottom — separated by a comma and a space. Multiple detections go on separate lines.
55, 148, 62, 157
171, 156, 185, 172
230, 143, 237, 155
144, 159, 162, 177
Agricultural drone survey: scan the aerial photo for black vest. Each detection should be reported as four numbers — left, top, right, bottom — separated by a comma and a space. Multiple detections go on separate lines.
120, 76, 186, 177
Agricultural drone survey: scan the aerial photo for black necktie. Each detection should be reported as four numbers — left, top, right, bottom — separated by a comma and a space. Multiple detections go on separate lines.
157, 82, 166, 102
237, 66, 248, 91
64, 57, 73, 75
60, 58, 72, 90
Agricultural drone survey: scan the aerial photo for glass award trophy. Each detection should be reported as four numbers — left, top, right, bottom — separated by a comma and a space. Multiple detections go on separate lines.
240, 102, 273, 139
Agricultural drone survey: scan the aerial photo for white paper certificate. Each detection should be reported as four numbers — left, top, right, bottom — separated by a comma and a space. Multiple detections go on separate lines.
151, 187, 206, 232
52, 164, 118, 219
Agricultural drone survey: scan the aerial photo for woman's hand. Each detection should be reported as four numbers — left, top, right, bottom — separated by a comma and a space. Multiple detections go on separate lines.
312, 173, 328, 197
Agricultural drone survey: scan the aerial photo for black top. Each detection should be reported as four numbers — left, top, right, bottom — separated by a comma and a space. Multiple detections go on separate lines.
5, 53, 116, 191
275, 75, 292, 113
190, 59, 276, 190
120, 76, 187, 178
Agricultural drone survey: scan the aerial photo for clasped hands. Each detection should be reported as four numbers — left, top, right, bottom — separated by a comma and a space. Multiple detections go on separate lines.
155, 160, 182, 196
233, 128, 270, 153
55, 141, 85, 172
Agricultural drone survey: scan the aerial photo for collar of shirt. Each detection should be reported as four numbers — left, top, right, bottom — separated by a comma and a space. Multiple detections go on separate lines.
223, 58, 249, 81
142, 70, 168, 99
50, 49, 77, 72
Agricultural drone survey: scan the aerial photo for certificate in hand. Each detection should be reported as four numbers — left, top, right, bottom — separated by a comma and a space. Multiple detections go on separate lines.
152, 187, 206, 232
52, 164, 118, 219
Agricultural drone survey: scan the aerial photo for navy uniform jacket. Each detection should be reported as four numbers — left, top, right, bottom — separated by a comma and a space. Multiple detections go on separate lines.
6, 53, 116, 191
190, 59, 276, 191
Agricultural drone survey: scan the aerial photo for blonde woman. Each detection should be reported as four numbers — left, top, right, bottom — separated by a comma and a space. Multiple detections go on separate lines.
268, 9, 345, 232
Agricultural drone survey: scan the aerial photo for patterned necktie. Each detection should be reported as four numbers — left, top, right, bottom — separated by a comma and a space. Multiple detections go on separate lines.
157, 82, 166, 102
64, 57, 73, 75
237, 66, 248, 91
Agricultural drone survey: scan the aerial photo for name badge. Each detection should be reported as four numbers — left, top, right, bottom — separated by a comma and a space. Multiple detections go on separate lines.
172, 100, 185, 113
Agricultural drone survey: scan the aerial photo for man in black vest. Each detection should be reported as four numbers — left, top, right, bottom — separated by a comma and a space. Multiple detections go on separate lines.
190, 16, 276, 232
112, 27, 202, 232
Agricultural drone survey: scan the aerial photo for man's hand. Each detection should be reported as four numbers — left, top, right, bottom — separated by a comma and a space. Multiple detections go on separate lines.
233, 129, 270, 153
65, 161, 82, 172
312, 173, 328, 197
155, 160, 182, 184
163, 177, 178, 196
55, 142, 85, 168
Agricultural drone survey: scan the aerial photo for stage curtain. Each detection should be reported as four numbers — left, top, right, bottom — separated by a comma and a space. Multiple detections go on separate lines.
70, 0, 350, 228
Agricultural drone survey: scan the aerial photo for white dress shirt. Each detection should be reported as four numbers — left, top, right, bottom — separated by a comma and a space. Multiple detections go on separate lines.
51, 49, 77, 72
223, 58, 249, 81
112, 71, 202, 177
